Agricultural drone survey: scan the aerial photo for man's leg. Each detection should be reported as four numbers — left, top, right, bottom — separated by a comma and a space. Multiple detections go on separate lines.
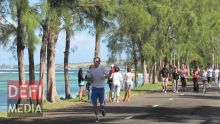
98, 88, 105, 117
91, 87, 99, 122
176, 80, 179, 92
193, 78, 196, 92
164, 78, 168, 93
196, 79, 199, 92
162, 78, 165, 92
128, 85, 131, 101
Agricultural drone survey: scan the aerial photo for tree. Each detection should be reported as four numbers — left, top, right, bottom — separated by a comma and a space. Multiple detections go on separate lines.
117, 1, 152, 87
46, 2, 61, 103
81, 0, 115, 57
39, 0, 62, 103
62, 10, 76, 99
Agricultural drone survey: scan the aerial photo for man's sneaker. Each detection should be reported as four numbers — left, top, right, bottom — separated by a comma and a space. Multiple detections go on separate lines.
101, 108, 106, 117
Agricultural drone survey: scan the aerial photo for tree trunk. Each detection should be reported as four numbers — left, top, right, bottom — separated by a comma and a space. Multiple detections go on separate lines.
39, 21, 49, 102
94, 18, 101, 58
212, 47, 215, 68
136, 39, 148, 86
94, 29, 101, 58
64, 27, 71, 99
28, 47, 36, 106
148, 64, 152, 83
141, 58, 148, 86
47, 29, 58, 103
186, 63, 190, 76
16, 1, 25, 84
28, 48, 35, 82
152, 60, 157, 84
159, 57, 163, 70
177, 59, 180, 69
131, 40, 138, 88
16, 2, 25, 106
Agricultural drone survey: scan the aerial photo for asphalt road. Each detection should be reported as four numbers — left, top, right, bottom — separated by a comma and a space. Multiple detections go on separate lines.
1, 82, 220, 124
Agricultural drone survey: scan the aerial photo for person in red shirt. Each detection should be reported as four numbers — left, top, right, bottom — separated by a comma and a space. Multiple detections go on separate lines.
193, 66, 200, 92
107, 64, 115, 102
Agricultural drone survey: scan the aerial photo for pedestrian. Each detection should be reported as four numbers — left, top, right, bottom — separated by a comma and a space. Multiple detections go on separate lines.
110, 66, 123, 103
201, 67, 207, 93
214, 67, 219, 84
180, 64, 188, 92
123, 67, 133, 101
218, 70, 220, 85
107, 64, 115, 102
207, 66, 213, 88
172, 67, 179, 93
192, 66, 200, 92
85, 64, 94, 101
160, 64, 169, 93
87, 57, 109, 122
78, 68, 85, 101
218, 71, 220, 93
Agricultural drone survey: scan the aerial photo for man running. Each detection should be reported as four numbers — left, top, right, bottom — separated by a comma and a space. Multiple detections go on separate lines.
88, 57, 109, 122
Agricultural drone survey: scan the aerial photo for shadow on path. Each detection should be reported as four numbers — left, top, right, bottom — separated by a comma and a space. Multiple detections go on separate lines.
1, 105, 220, 124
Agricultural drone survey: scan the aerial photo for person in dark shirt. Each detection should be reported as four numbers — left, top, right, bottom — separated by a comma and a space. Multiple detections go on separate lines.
160, 64, 169, 93
85, 65, 94, 101
78, 68, 85, 101
172, 67, 179, 93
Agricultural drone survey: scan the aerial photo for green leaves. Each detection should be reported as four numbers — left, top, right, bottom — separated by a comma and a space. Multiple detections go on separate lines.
142, 43, 156, 59
118, 1, 152, 40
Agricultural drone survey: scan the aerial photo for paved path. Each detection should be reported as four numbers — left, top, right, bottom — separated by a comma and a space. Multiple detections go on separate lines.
1, 82, 220, 124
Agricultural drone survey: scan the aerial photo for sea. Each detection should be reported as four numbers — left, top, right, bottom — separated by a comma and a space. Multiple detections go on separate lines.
0, 69, 143, 112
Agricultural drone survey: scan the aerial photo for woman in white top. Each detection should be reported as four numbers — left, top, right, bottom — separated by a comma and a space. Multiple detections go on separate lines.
123, 67, 133, 101
110, 66, 123, 103
201, 67, 207, 93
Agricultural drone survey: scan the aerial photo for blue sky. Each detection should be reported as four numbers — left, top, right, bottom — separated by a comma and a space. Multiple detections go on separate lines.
0, 0, 114, 65
0, 30, 109, 65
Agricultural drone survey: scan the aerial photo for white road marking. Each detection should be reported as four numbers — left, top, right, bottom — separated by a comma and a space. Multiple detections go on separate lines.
180, 93, 185, 96
169, 98, 173, 100
125, 116, 134, 120
152, 105, 159, 108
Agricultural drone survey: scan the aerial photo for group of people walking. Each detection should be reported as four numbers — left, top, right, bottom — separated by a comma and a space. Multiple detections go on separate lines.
77, 62, 134, 103
160, 64, 188, 93
193, 66, 220, 93
161, 63, 220, 94
77, 57, 134, 122
107, 64, 134, 103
